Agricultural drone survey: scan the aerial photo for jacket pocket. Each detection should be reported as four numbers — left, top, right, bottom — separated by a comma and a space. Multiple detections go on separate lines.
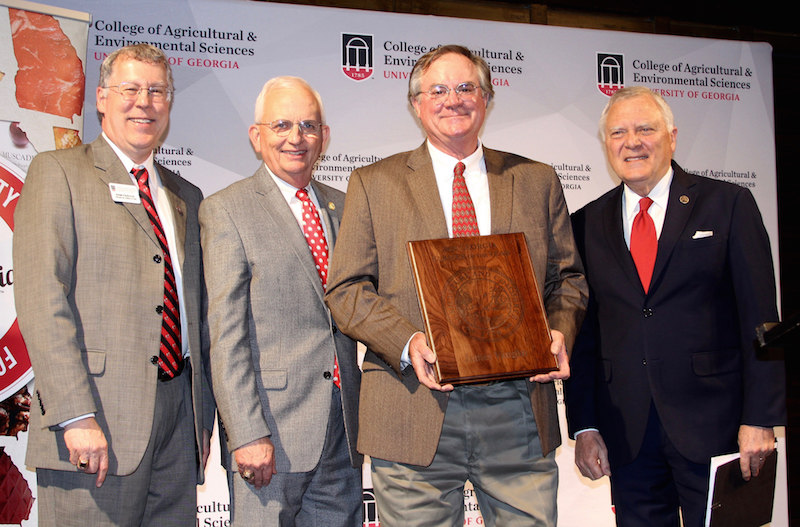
83, 349, 106, 375
692, 349, 740, 376
258, 369, 287, 390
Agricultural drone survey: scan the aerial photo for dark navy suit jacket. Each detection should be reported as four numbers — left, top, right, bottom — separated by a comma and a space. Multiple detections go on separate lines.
565, 161, 785, 467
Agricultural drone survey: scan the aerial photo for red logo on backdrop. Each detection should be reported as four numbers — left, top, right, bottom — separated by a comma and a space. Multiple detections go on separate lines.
597, 52, 624, 97
0, 158, 33, 403
342, 34, 373, 82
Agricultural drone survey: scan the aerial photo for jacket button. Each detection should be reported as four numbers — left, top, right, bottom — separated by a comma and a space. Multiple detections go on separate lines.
323, 371, 332, 379
150, 356, 159, 365
332, 325, 338, 334
642, 308, 654, 318
153, 254, 162, 263
155, 305, 164, 314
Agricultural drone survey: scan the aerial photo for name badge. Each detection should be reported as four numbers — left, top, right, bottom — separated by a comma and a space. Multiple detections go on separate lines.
109, 183, 141, 204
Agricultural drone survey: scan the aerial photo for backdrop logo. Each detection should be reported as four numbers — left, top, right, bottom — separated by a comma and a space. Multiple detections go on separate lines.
342, 33, 373, 81
597, 53, 624, 96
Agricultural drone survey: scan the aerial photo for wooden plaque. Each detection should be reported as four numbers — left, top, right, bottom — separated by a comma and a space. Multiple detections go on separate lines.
407, 233, 555, 385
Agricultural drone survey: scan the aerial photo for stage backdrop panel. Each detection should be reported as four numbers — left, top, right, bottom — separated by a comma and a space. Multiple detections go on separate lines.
2, 0, 786, 525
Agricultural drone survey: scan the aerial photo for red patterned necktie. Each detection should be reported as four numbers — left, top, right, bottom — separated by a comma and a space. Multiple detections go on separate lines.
133, 167, 183, 380
296, 188, 340, 388
630, 197, 657, 293
452, 161, 480, 237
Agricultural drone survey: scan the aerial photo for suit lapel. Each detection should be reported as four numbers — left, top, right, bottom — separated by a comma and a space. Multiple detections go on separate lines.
91, 138, 161, 249
484, 148, 512, 234
253, 167, 326, 300
604, 184, 644, 293
159, 165, 188, 267
311, 180, 339, 245
651, 163, 696, 291
405, 145, 449, 240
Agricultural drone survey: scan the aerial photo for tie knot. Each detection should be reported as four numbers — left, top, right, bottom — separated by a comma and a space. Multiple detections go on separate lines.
454, 162, 465, 178
296, 188, 311, 203
132, 167, 148, 186
638, 197, 653, 214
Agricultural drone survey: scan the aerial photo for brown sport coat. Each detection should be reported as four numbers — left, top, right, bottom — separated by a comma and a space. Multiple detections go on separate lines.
325, 143, 587, 466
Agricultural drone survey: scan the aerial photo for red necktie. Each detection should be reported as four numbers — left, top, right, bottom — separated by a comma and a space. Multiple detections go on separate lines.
452, 162, 480, 237
296, 188, 340, 388
133, 167, 183, 380
630, 197, 657, 293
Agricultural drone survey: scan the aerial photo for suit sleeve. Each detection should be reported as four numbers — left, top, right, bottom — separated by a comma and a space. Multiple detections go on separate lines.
562, 207, 599, 436
199, 197, 271, 451
540, 167, 588, 350
12, 153, 97, 427
325, 169, 420, 375
729, 188, 785, 427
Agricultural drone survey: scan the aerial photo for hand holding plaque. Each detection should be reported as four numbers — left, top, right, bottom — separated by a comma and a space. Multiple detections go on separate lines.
407, 233, 556, 385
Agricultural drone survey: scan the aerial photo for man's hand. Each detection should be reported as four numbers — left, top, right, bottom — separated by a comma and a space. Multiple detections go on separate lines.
530, 330, 570, 383
738, 425, 775, 481
64, 417, 109, 487
409, 332, 454, 392
234, 437, 278, 489
574, 430, 611, 480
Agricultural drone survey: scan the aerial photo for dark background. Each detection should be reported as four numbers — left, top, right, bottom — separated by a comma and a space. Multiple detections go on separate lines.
257, 0, 800, 521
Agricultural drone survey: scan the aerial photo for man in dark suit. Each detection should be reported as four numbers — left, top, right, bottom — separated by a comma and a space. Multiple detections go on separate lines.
13, 44, 214, 526
325, 45, 587, 526
565, 86, 785, 527
199, 76, 361, 526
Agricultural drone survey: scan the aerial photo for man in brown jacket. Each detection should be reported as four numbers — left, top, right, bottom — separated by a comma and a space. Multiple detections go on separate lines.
325, 44, 587, 526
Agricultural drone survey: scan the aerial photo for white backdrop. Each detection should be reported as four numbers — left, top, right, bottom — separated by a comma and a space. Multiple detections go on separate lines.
0, 0, 786, 525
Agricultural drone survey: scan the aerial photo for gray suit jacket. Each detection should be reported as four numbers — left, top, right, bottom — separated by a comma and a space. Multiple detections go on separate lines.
325, 143, 587, 466
199, 165, 361, 473
13, 136, 214, 479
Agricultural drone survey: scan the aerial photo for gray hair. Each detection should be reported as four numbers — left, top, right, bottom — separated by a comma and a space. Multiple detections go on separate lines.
99, 44, 173, 93
407, 44, 494, 106
254, 76, 326, 124
599, 86, 674, 135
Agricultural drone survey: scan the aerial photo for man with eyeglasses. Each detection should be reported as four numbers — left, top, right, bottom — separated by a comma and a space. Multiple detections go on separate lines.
199, 76, 362, 526
13, 44, 214, 526
325, 44, 587, 525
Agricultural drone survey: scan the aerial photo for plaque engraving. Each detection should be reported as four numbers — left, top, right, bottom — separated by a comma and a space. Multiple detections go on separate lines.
407, 233, 555, 384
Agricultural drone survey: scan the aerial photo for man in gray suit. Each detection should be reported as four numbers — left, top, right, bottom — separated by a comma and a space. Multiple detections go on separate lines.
325, 45, 587, 526
199, 77, 361, 526
13, 44, 214, 526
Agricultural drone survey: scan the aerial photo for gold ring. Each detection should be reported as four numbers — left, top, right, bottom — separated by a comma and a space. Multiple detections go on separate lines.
241, 470, 254, 481
78, 460, 88, 470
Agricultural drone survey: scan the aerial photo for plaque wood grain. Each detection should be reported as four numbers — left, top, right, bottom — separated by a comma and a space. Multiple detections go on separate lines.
407, 233, 555, 384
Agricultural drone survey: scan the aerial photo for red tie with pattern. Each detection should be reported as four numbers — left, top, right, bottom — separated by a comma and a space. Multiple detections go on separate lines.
452, 161, 480, 237
630, 197, 657, 293
133, 167, 183, 380
296, 188, 340, 389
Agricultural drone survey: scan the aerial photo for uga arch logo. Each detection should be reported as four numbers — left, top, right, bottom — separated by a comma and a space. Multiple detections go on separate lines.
597, 52, 624, 96
342, 33, 373, 81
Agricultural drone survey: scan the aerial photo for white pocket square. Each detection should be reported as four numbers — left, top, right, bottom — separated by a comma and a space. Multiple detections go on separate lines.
692, 230, 714, 239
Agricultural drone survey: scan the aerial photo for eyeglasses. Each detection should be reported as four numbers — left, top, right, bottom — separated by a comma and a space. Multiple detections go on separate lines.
106, 82, 172, 102
418, 82, 481, 100
256, 120, 324, 137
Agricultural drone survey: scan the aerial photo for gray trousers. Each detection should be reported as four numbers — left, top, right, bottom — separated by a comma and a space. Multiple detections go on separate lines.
228, 385, 362, 527
36, 370, 197, 527
371, 379, 558, 527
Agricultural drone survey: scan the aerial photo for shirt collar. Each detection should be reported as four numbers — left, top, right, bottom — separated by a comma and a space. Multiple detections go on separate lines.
102, 133, 156, 180
426, 138, 485, 179
623, 166, 673, 219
